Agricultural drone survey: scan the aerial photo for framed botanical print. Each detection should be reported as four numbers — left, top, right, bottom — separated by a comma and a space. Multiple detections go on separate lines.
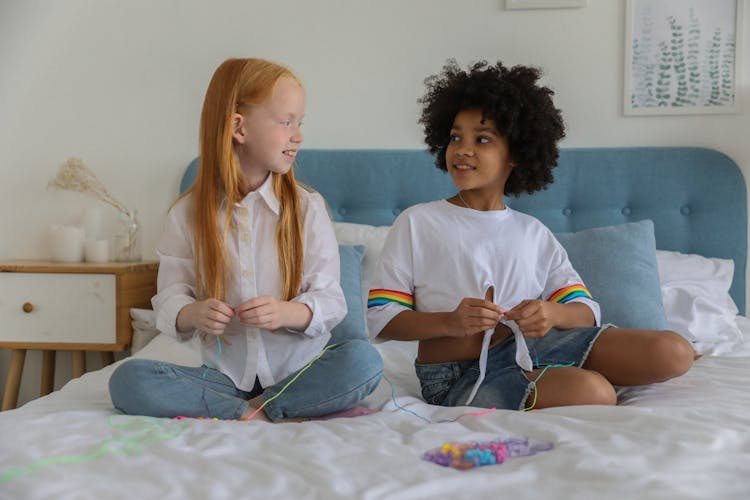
624, 0, 742, 115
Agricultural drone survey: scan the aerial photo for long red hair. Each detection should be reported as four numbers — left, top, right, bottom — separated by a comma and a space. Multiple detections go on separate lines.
188, 58, 303, 302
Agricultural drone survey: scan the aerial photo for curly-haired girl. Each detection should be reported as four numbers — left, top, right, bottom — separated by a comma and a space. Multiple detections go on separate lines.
366, 60, 695, 411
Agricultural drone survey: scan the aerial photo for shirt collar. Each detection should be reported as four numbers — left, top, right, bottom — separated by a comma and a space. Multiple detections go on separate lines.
257, 173, 281, 214
230, 173, 280, 215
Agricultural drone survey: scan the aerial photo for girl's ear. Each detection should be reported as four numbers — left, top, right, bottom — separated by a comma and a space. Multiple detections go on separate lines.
232, 113, 246, 144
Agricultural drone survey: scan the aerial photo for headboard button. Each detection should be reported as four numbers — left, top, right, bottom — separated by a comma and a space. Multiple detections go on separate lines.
680, 206, 691, 215
392, 208, 401, 215
621, 207, 632, 216
338, 207, 348, 215
562, 208, 572, 216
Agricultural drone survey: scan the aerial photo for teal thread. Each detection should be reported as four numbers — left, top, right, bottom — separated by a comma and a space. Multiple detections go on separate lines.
202, 335, 223, 379
383, 374, 431, 423
382, 374, 496, 424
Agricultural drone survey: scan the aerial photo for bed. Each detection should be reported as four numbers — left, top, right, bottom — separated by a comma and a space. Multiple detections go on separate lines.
2, 147, 749, 499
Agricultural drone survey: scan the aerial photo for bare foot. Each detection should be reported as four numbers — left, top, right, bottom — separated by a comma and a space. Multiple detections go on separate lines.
240, 395, 306, 423
240, 405, 270, 422
239, 394, 269, 421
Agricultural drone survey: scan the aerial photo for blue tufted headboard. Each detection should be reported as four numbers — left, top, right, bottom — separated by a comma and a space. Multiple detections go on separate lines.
180, 147, 747, 313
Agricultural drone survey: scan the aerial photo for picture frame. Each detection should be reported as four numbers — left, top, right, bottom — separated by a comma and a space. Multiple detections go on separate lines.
624, 0, 742, 115
505, 0, 588, 9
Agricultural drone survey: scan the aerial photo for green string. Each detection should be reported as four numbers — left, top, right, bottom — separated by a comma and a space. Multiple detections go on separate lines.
0, 415, 189, 483
523, 362, 576, 411
245, 343, 337, 420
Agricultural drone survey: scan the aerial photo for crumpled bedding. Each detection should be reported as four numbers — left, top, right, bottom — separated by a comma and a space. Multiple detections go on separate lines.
2, 331, 750, 500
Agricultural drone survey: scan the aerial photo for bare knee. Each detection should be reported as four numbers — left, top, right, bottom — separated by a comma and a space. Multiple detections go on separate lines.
651, 331, 695, 381
531, 369, 616, 408
578, 371, 617, 406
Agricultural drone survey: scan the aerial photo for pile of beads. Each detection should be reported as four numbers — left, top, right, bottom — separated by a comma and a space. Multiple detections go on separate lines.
422, 436, 554, 470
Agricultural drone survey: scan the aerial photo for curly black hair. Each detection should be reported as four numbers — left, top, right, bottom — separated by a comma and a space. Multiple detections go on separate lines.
418, 59, 566, 196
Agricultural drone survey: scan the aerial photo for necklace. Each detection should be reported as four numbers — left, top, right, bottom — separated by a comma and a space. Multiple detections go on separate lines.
457, 191, 505, 211
457, 191, 472, 209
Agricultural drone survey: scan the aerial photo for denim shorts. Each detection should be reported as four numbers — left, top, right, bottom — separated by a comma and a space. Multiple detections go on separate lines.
414, 326, 608, 411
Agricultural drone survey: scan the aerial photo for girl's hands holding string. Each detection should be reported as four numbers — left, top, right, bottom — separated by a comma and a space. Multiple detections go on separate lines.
447, 296, 504, 338
235, 295, 313, 332
177, 299, 235, 336
504, 299, 555, 338
504, 300, 595, 338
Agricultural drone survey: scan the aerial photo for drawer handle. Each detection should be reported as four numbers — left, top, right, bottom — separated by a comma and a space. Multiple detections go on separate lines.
22, 302, 34, 313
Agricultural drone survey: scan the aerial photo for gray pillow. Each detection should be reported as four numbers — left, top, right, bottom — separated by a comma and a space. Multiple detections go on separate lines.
331, 245, 367, 342
555, 220, 669, 330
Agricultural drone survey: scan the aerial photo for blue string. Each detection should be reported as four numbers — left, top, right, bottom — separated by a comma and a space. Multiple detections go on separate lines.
382, 375, 498, 424
382, 374, 431, 423
201, 336, 223, 379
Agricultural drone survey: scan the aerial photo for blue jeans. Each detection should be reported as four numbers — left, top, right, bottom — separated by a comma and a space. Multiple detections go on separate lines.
414, 326, 605, 410
109, 339, 382, 421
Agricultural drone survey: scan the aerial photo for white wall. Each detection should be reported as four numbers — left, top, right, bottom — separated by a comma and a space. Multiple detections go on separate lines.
1, 0, 749, 405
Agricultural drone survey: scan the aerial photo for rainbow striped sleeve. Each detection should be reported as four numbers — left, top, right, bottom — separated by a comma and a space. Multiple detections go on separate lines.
367, 289, 415, 310
547, 284, 593, 304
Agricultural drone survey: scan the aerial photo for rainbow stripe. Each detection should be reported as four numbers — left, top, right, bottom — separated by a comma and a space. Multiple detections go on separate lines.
548, 284, 592, 304
368, 289, 415, 309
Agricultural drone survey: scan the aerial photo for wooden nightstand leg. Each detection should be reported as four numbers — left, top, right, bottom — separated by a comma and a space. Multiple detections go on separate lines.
2, 349, 27, 411
41, 350, 56, 396
100, 352, 115, 367
71, 351, 86, 378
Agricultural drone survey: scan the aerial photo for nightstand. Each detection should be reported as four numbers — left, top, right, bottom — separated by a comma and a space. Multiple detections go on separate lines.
0, 260, 158, 410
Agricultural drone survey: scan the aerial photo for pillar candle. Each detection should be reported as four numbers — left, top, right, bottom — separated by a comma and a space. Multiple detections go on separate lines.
50, 225, 85, 263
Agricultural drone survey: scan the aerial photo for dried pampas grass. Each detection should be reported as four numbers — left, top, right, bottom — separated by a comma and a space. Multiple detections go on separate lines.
48, 157, 132, 220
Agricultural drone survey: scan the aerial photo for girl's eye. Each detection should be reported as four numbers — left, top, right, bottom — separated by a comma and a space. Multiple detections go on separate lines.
477, 137, 490, 144
450, 134, 460, 142
281, 120, 292, 128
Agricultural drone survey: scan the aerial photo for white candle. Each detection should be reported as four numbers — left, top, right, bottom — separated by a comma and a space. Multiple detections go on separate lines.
50, 225, 85, 263
84, 239, 109, 263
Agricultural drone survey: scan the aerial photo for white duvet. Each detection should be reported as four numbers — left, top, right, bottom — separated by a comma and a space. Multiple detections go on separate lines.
2, 330, 750, 500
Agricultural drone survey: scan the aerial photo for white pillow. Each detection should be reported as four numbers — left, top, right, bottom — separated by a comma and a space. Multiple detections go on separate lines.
333, 222, 391, 299
655, 250, 744, 353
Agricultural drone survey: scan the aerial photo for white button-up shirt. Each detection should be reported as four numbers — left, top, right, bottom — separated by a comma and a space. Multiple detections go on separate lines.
152, 174, 346, 390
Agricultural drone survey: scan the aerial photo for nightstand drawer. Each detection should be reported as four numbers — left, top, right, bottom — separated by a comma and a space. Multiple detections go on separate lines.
0, 273, 116, 344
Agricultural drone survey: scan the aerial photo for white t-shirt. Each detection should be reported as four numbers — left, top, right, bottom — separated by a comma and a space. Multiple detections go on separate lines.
366, 200, 600, 339
152, 174, 346, 390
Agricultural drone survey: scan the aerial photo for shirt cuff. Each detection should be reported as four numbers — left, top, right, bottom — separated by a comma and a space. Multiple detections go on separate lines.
571, 298, 601, 326
155, 295, 196, 341
287, 296, 323, 337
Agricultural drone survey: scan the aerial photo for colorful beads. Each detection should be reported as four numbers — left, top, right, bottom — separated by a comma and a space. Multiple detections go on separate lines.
423, 437, 553, 470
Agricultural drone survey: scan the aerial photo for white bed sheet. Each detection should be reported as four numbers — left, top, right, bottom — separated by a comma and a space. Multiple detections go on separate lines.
2, 324, 750, 499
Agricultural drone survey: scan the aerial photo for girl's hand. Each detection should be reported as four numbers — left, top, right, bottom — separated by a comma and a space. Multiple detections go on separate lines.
447, 297, 503, 338
235, 295, 294, 331
177, 299, 235, 336
504, 299, 555, 338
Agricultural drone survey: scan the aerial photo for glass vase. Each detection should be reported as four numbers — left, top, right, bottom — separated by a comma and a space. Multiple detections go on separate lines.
114, 209, 142, 262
